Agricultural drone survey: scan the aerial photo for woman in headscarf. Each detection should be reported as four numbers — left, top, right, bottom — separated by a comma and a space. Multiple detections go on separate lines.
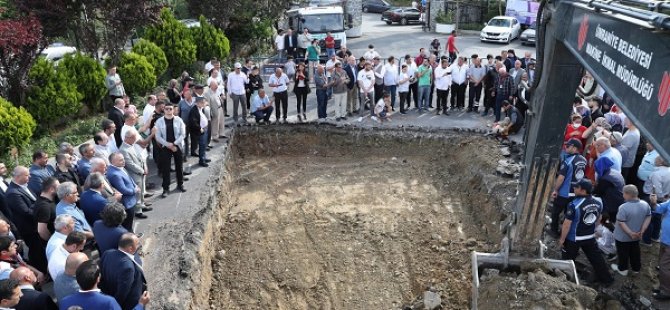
593, 156, 625, 220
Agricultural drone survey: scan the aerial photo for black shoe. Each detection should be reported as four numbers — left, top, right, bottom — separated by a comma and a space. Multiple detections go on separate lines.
146, 183, 156, 190
429, 105, 434, 108
144, 192, 154, 198
443, 111, 450, 116
224, 114, 230, 117
142, 206, 153, 212
177, 186, 187, 193
183, 171, 192, 175
653, 292, 670, 300
184, 177, 190, 181
219, 135, 227, 139
190, 153, 198, 157
161, 190, 169, 198
135, 213, 148, 219
400, 111, 407, 115
205, 159, 212, 163
199, 163, 209, 167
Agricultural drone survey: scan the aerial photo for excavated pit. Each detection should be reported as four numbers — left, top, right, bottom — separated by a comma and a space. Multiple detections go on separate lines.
202, 126, 515, 309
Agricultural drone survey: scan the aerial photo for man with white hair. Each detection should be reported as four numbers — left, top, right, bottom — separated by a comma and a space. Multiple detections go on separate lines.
204, 80, 225, 142
106, 153, 140, 231
119, 128, 150, 219
93, 132, 112, 164
85, 158, 121, 203
595, 137, 623, 172
46, 215, 75, 260
55, 182, 93, 240
491, 66, 515, 122
227, 62, 249, 125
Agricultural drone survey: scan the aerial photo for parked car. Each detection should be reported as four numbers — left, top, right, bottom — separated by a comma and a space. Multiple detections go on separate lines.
480, 16, 522, 43
40, 43, 77, 62
520, 22, 537, 45
381, 7, 423, 25
362, 0, 392, 13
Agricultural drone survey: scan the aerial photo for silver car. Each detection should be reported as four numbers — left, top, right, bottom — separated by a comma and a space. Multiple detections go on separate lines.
520, 22, 536, 45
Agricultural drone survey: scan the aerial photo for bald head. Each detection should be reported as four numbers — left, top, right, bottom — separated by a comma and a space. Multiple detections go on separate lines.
9, 266, 35, 285
64, 252, 89, 276
498, 67, 507, 75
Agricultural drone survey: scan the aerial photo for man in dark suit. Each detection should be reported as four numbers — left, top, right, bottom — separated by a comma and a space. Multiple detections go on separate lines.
100, 233, 147, 310
60, 260, 150, 310
106, 153, 139, 232
187, 97, 210, 167
9, 266, 57, 310
284, 28, 298, 59
5, 166, 48, 273
108, 98, 126, 148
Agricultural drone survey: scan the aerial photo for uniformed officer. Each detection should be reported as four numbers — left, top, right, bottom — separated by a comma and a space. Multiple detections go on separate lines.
550, 139, 587, 237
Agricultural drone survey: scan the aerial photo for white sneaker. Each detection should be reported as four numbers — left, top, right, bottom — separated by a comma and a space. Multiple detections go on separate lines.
371, 116, 378, 122
611, 264, 628, 276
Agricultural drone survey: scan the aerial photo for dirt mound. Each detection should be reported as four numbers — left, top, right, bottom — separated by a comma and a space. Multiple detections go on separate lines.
478, 269, 598, 310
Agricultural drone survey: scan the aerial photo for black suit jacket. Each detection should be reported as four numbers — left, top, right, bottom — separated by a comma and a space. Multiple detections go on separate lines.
100, 249, 146, 310
15, 288, 57, 310
284, 33, 298, 53
344, 64, 357, 89
5, 182, 36, 237
187, 107, 205, 135
108, 107, 124, 148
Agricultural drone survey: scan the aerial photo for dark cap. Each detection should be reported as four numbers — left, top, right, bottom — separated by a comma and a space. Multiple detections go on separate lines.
404, 54, 411, 60
565, 139, 583, 150
183, 76, 194, 82
574, 178, 593, 193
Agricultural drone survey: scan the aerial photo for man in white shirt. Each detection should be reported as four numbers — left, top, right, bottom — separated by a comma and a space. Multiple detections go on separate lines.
450, 57, 468, 110
274, 30, 286, 62
47, 231, 85, 280
383, 56, 399, 110
45, 215, 75, 260
363, 44, 380, 61
434, 59, 452, 115
298, 28, 312, 58
357, 62, 375, 116
397, 64, 412, 114
404, 55, 418, 110
268, 68, 290, 123
226, 63, 249, 124
101, 120, 119, 154
93, 132, 112, 164
141, 95, 156, 132
251, 89, 274, 124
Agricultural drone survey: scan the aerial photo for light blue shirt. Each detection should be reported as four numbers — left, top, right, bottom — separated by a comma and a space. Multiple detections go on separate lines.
251, 95, 270, 113
600, 147, 622, 172
56, 201, 92, 232
637, 150, 659, 181
654, 201, 670, 245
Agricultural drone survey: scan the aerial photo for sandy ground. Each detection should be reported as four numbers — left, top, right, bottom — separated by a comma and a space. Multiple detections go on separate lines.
207, 129, 512, 309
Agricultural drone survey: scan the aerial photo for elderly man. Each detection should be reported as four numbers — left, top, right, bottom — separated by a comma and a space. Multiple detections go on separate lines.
80, 172, 114, 226
106, 153, 140, 232
93, 132, 112, 164
649, 194, 670, 300
520, 51, 533, 69
100, 233, 147, 310
450, 57, 468, 111
105, 66, 125, 102
344, 56, 358, 115
641, 156, 670, 246
47, 231, 86, 280
10, 266, 57, 310
55, 182, 93, 240
611, 185, 651, 276
204, 80, 224, 142
251, 89, 274, 124
34, 177, 58, 244
54, 252, 88, 301
154, 103, 187, 197
187, 97, 210, 167
315, 65, 333, 121
77, 143, 96, 182
46, 214, 74, 260
621, 119, 641, 180
108, 99, 125, 148
467, 56, 487, 113
119, 128, 151, 218
5, 167, 44, 272
54, 154, 81, 193
492, 66, 515, 122
509, 60, 526, 91
332, 62, 350, 121
227, 62, 249, 125
27, 151, 54, 195
85, 158, 122, 203
101, 119, 119, 153
595, 136, 623, 173
268, 68, 290, 123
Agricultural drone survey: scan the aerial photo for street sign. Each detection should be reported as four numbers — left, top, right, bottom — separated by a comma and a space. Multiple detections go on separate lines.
563, 6, 670, 161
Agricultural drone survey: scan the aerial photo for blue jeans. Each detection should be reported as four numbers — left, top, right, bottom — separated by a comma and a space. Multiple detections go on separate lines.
253, 107, 273, 123
642, 213, 662, 243
198, 129, 208, 164
418, 85, 431, 112
384, 85, 397, 109
316, 89, 328, 119
326, 48, 335, 58
494, 94, 506, 122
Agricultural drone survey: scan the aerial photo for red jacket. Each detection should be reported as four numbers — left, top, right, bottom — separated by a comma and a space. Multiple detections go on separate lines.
563, 124, 587, 153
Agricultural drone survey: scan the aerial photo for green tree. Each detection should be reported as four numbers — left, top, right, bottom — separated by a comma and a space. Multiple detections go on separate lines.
144, 8, 196, 75
132, 39, 168, 78
59, 53, 107, 112
118, 52, 155, 97
25, 57, 83, 133
192, 15, 230, 62
0, 97, 36, 155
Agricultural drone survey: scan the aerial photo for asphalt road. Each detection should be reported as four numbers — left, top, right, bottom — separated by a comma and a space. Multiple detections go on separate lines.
347, 13, 536, 60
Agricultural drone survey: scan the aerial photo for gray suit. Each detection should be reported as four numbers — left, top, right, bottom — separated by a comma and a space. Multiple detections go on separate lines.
120, 142, 146, 211
204, 87, 225, 138
509, 67, 526, 91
